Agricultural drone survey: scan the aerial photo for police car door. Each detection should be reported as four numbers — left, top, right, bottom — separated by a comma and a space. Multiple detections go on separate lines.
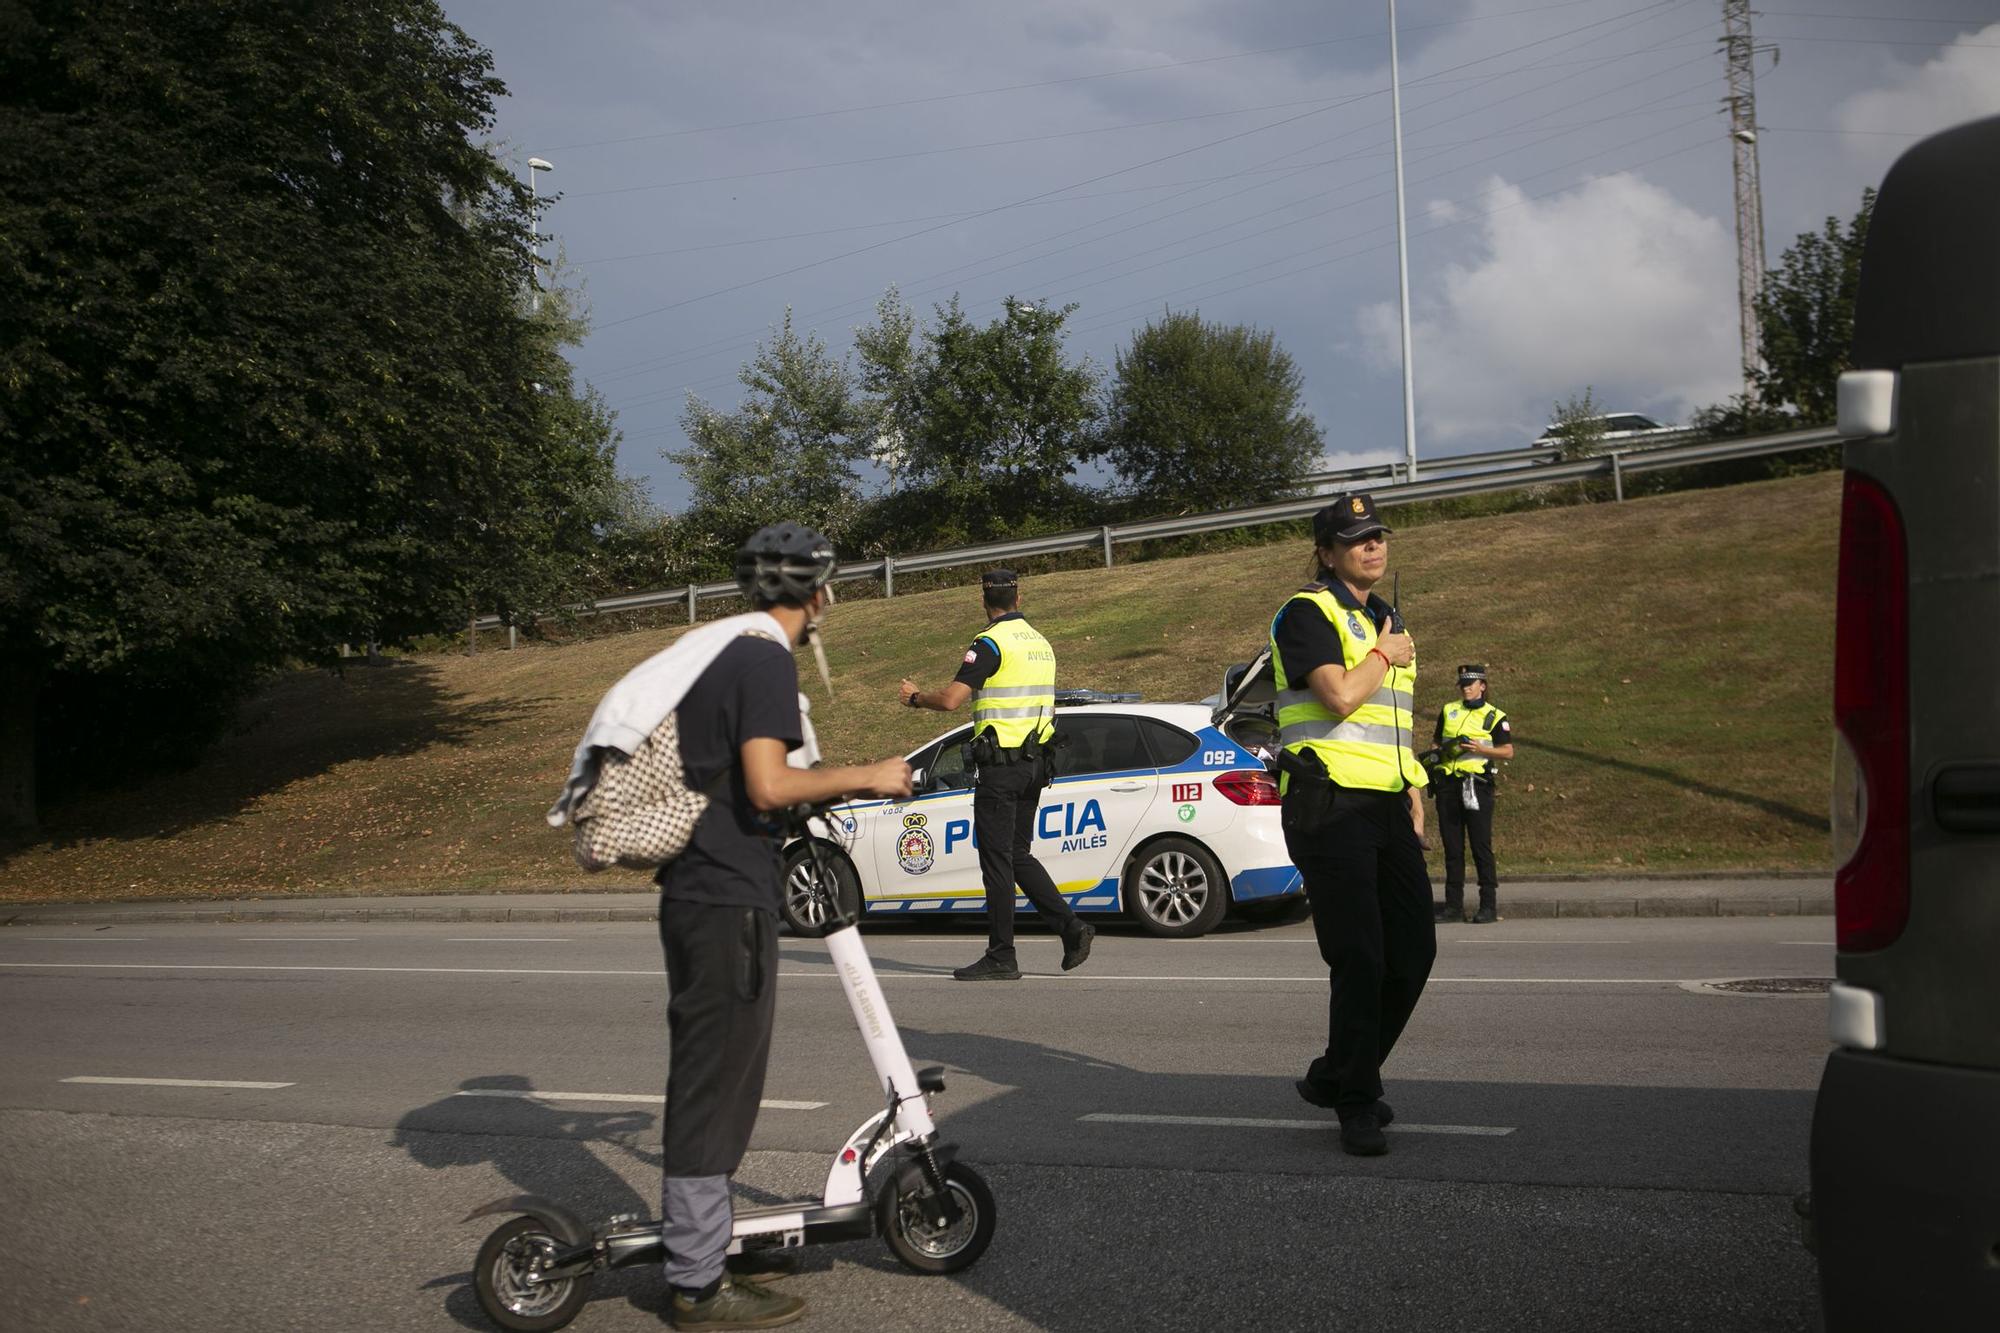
868, 727, 986, 914
1042, 711, 1160, 909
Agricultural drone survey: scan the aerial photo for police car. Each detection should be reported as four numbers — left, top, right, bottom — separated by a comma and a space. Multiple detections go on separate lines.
781, 691, 1302, 938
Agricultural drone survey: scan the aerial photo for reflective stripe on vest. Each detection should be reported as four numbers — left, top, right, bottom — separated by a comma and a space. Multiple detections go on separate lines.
972, 618, 1056, 748
1268, 587, 1426, 793
1440, 702, 1506, 776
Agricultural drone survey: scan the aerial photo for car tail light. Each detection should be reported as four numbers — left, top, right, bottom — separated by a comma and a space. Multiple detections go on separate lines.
1831, 470, 1910, 953
1214, 770, 1281, 805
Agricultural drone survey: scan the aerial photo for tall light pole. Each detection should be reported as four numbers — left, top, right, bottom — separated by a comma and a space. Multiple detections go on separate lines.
526, 156, 554, 315
1386, 0, 1418, 484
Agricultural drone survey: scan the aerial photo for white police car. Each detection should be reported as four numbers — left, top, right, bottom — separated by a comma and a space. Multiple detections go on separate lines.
781, 692, 1302, 938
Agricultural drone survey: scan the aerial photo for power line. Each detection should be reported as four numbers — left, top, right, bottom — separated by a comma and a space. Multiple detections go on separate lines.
547, 0, 1609, 153
598, 3, 1710, 402
592, 1, 1691, 337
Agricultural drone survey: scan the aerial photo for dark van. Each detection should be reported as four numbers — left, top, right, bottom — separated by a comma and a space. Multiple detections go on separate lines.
1810, 112, 2000, 1329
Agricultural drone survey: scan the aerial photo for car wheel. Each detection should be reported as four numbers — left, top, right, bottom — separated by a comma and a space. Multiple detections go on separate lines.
1124, 836, 1228, 938
781, 843, 862, 937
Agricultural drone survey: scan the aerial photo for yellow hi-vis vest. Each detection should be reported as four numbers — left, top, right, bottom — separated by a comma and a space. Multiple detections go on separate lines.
1440, 700, 1507, 777
1269, 586, 1426, 793
971, 617, 1056, 749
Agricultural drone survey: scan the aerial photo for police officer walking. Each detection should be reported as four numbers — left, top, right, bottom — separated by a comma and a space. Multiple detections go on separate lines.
1268, 495, 1436, 1156
1433, 664, 1515, 924
898, 569, 1095, 981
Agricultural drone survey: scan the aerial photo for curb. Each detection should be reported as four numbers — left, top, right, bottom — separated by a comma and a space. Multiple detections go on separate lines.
1, 896, 1832, 926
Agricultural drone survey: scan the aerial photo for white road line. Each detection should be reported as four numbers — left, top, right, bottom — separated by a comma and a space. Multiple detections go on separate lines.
1451, 940, 1632, 945
62, 1076, 295, 1090
446, 938, 572, 943
453, 1089, 824, 1111
0, 962, 1737, 985
1080, 1112, 1514, 1136
238, 937, 357, 942
19, 937, 152, 942
1777, 941, 1833, 946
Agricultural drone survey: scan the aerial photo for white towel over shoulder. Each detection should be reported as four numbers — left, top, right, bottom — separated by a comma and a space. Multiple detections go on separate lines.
546, 611, 820, 827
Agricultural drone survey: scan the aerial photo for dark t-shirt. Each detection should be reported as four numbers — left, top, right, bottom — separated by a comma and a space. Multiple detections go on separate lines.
654, 635, 803, 914
952, 611, 1025, 689
1272, 587, 1390, 686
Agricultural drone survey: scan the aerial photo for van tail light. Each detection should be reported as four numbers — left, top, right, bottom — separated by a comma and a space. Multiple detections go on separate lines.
1831, 470, 1910, 953
1214, 770, 1281, 806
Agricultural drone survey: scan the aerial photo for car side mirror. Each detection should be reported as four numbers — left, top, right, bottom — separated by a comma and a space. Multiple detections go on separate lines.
910, 767, 928, 792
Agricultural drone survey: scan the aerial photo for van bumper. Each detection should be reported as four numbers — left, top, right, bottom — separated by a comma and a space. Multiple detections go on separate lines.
1809, 1048, 2000, 1330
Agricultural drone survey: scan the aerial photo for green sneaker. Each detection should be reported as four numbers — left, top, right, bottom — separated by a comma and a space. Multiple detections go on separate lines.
670, 1276, 805, 1330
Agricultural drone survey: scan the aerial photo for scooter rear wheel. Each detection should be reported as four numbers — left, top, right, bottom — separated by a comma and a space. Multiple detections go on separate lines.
877, 1161, 996, 1274
473, 1215, 591, 1331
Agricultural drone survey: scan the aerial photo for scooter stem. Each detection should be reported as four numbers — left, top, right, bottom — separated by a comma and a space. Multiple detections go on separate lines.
822, 924, 937, 1140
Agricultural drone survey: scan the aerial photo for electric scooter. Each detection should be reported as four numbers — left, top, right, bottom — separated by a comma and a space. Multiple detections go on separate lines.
463, 821, 996, 1331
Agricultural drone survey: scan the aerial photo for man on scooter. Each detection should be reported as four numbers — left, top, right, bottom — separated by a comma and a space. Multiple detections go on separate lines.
657, 522, 912, 1331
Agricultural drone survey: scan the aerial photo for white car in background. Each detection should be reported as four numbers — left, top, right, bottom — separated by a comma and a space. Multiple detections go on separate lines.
1532, 412, 1685, 448
781, 696, 1303, 939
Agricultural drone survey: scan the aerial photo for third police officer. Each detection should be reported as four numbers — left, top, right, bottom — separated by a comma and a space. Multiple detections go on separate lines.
1268, 494, 1436, 1156
899, 569, 1095, 981
1432, 664, 1515, 924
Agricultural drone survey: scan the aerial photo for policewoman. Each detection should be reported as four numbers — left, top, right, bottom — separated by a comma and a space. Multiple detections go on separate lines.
898, 569, 1095, 981
1268, 494, 1436, 1157
1433, 664, 1515, 924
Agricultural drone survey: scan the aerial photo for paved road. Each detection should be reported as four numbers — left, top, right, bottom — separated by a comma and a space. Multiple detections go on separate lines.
0, 916, 1831, 1331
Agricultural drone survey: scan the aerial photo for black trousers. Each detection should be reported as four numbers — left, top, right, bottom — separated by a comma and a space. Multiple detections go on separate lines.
1283, 783, 1437, 1113
973, 757, 1075, 955
1436, 777, 1498, 912
660, 899, 779, 1177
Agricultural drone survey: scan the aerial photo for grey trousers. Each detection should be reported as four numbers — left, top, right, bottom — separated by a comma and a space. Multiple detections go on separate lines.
659, 899, 779, 1290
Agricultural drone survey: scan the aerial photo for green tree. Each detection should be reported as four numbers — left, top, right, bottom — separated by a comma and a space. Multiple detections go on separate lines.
672, 310, 866, 569
1545, 387, 1607, 459
0, 0, 620, 827
857, 295, 1100, 542
1752, 189, 1875, 424
1098, 311, 1323, 510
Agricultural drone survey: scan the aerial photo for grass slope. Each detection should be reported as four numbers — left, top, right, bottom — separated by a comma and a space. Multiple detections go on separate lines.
0, 472, 1839, 902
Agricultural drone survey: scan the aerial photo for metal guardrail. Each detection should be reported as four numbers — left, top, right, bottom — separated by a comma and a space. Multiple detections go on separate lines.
472, 426, 1838, 633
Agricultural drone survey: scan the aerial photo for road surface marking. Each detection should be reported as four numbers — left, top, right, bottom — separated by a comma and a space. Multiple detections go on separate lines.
0, 962, 1738, 986
238, 937, 357, 942
1777, 941, 1833, 946
453, 1089, 824, 1111
62, 1076, 295, 1090
20, 937, 152, 942
1451, 939, 1632, 945
446, 938, 572, 942
1080, 1112, 1514, 1136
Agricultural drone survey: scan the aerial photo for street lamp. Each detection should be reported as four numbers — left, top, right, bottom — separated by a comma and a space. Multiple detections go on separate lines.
526, 157, 554, 314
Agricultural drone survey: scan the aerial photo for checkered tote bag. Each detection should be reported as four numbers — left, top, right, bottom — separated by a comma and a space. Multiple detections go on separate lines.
570, 710, 712, 872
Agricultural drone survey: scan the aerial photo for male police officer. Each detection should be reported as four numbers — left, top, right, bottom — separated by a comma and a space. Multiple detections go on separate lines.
898, 569, 1094, 980
1433, 664, 1515, 924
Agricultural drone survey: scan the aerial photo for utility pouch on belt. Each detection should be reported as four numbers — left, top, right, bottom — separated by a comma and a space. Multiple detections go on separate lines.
1277, 748, 1337, 834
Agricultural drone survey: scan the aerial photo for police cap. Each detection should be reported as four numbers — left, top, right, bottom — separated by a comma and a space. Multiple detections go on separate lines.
1457, 664, 1488, 685
980, 568, 1019, 591
1313, 493, 1393, 545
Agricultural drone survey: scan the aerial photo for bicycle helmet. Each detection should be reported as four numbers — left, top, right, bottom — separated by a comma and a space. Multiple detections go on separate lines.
735, 522, 837, 605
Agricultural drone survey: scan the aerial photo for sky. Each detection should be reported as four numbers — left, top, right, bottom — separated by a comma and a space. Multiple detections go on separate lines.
439, 0, 2000, 510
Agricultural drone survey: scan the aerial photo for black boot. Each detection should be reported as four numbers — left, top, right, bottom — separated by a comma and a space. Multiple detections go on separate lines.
952, 951, 1022, 981
1060, 919, 1096, 971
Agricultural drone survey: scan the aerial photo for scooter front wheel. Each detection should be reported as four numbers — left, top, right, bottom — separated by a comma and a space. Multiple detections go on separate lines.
877, 1161, 996, 1274
473, 1215, 592, 1331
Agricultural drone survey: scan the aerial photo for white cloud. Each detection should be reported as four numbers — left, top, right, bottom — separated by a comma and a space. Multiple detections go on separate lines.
1837, 23, 2000, 169
1358, 172, 1739, 445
